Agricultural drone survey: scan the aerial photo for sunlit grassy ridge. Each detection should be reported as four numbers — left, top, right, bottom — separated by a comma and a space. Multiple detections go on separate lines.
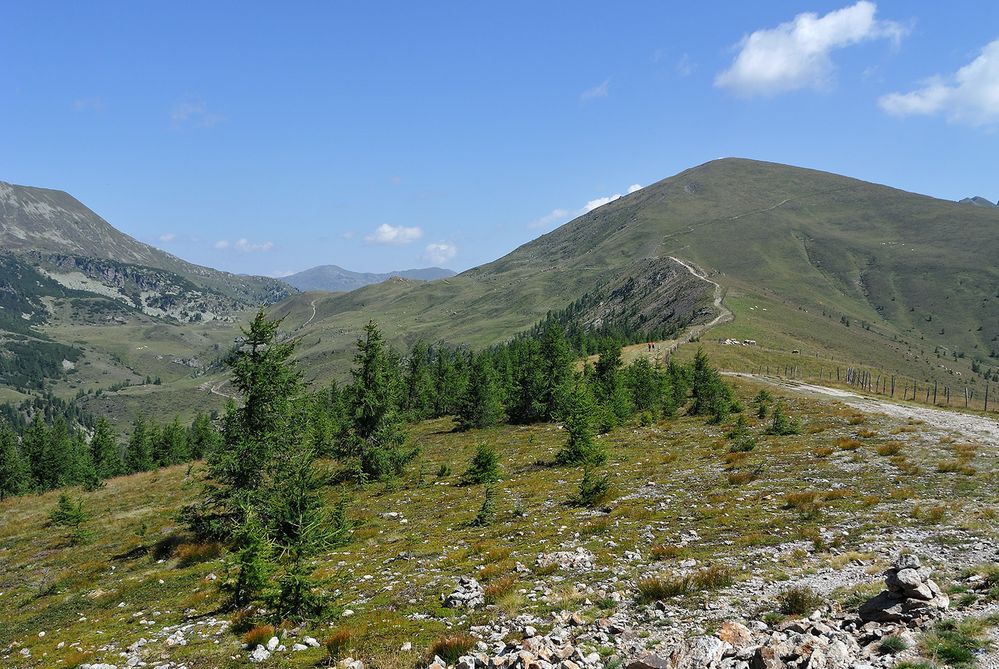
274, 158, 999, 389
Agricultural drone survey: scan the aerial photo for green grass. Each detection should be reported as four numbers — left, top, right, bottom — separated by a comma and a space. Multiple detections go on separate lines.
0, 375, 996, 667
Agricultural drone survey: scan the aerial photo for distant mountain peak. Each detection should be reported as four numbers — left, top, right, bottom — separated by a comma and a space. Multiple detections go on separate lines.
283, 264, 455, 292
959, 196, 998, 208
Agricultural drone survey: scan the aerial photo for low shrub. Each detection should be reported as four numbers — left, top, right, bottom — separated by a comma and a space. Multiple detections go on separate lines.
776, 586, 823, 615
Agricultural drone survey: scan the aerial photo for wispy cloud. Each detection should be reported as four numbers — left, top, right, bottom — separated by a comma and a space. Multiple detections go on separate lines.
72, 97, 105, 113
529, 184, 643, 230
580, 79, 610, 101
879, 38, 999, 127
529, 208, 570, 229
422, 242, 457, 265
715, 1, 908, 97
214, 238, 274, 253
158, 233, 176, 242
676, 54, 696, 77
171, 97, 225, 128
364, 224, 423, 245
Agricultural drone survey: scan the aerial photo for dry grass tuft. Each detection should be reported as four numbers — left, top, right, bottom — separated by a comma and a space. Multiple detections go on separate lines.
426, 633, 478, 665
243, 624, 276, 649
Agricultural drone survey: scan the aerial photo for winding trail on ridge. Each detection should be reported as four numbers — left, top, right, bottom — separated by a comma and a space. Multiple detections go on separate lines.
633, 258, 999, 443
668, 256, 732, 337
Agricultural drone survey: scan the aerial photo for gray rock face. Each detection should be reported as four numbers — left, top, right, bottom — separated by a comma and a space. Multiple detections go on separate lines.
859, 555, 949, 624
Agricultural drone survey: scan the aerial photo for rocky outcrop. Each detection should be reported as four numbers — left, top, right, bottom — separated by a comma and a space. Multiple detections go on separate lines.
858, 555, 949, 625
444, 576, 486, 609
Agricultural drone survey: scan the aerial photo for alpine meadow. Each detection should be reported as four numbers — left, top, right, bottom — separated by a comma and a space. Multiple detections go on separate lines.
1, 3, 998, 669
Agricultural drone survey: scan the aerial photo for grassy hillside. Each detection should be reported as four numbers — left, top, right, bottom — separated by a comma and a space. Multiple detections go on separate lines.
1, 375, 996, 668
270, 159, 997, 393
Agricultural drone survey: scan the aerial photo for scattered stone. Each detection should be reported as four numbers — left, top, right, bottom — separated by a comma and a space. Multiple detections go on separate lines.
859, 554, 949, 625
249, 645, 270, 662
444, 576, 485, 609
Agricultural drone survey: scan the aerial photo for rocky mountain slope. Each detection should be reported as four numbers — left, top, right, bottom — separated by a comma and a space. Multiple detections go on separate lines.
0, 180, 293, 397
0, 180, 292, 308
283, 264, 455, 292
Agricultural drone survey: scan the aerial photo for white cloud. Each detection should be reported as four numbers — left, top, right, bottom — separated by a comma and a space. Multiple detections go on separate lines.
715, 1, 907, 97
235, 238, 274, 253
214, 238, 274, 253
529, 208, 570, 229
171, 97, 225, 127
423, 242, 457, 265
879, 39, 999, 127
580, 79, 610, 101
582, 195, 620, 213
529, 184, 643, 229
364, 223, 423, 245
158, 233, 176, 242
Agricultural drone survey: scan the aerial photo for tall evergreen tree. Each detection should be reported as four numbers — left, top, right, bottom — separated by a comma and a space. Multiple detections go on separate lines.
155, 416, 190, 466
537, 320, 573, 421
21, 415, 50, 488
431, 348, 468, 417
626, 358, 666, 416
187, 412, 222, 460
344, 321, 415, 480
689, 349, 734, 420
593, 339, 633, 426
555, 380, 605, 466
456, 353, 506, 430
90, 418, 122, 480
195, 310, 306, 538
126, 416, 155, 473
0, 418, 31, 499
403, 341, 435, 420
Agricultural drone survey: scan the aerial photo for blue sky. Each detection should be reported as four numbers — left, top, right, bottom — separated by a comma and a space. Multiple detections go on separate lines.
2, 1, 998, 276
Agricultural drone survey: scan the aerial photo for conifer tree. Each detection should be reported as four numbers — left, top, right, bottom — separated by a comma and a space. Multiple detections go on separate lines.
126, 416, 155, 473
403, 341, 435, 420
456, 353, 505, 430
555, 380, 606, 466
200, 310, 306, 535
156, 417, 190, 466
538, 320, 573, 421
306, 384, 344, 458
592, 339, 633, 428
187, 412, 222, 460
90, 418, 122, 480
626, 357, 666, 416
431, 348, 468, 417
0, 418, 31, 499
22, 414, 52, 488
461, 442, 501, 484
345, 321, 415, 480
689, 348, 734, 421
509, 338, 546, 424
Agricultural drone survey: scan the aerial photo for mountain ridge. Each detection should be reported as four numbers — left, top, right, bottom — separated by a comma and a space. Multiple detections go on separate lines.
282, 264, 455, 292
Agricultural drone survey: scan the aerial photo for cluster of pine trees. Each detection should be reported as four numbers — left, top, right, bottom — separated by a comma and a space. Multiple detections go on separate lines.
0, 412, 220, 499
